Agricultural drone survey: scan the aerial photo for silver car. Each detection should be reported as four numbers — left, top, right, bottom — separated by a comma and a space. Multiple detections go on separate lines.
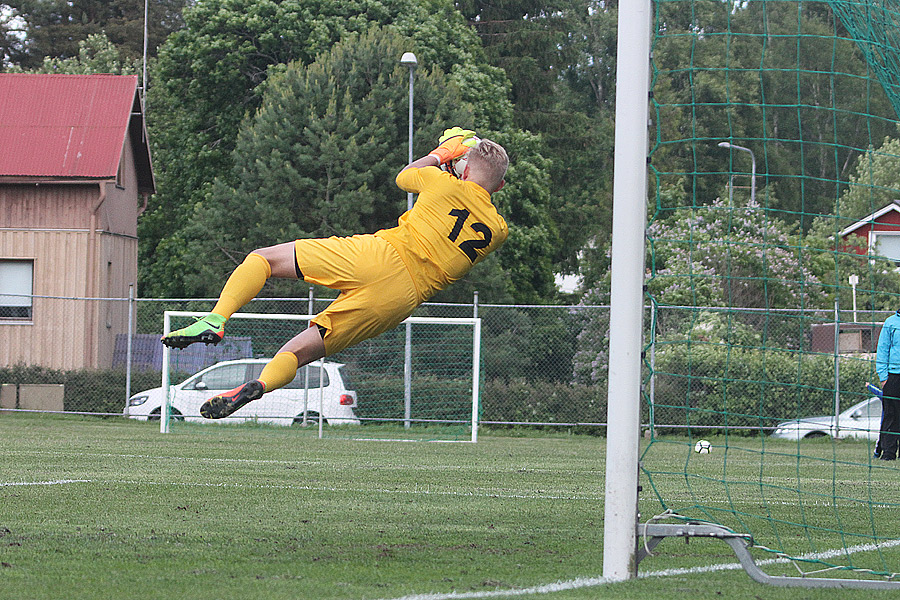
124, 358, 359, 426
770, 396, 882, 441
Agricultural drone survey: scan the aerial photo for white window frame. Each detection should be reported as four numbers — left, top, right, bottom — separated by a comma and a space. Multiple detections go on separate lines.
0, 259, 34, 322
868, 230, 900, 262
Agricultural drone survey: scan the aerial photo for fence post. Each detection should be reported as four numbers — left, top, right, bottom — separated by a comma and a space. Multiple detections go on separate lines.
404, 322, 412, 430
834, 300, 840, 438
302, 287, 314, 425
649, 301, 656, 438
125, 284, 135, 406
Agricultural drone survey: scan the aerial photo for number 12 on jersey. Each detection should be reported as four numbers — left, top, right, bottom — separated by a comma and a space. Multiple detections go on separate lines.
448, 209, 492, 262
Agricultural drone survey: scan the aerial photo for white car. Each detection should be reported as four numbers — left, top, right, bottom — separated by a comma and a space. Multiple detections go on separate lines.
770, 396, 882, 441
125, 358, 359, 426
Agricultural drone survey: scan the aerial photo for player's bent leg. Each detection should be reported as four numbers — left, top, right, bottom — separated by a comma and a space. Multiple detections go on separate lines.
210, 252, 273, 319
278, 325, 327, 366
200, 380, 265, 419
160, 313, 226, 349
253, 242, 302, 279
258, 352, 300, 391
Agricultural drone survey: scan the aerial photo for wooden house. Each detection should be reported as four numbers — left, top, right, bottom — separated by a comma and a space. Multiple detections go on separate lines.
840, 200, 900, 261
0, 74, 154, 369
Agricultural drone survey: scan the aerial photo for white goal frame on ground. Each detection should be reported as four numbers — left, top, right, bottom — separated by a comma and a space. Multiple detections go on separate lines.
605, 1, 900, 591
160, 311, 482, 442
604, 0, 651, 582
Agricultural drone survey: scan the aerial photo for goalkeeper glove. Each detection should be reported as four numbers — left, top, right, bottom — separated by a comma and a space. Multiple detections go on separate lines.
428, 127, 477, 164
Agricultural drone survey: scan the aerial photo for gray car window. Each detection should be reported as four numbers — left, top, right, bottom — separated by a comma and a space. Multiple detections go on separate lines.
865, 398, 883, 418
247, 363, 329, 389
285, 365, 328, 389
195, 364, 248, 391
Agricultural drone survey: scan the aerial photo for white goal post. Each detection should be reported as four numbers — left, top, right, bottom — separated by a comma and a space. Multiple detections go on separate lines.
160, 311, 482, 442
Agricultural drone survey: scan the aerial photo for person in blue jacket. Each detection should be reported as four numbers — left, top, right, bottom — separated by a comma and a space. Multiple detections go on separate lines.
875, 310, 900, 461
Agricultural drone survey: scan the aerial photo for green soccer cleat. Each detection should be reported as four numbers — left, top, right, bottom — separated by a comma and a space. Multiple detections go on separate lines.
160, 315, 225, 349
200, 380, 265, 419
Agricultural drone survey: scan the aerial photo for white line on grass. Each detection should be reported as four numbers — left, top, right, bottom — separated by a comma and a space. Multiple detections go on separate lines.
640, 537, 900, 578
1, 449, 602, 476
377, 538, 900, 600
0, 479, 91, 486
4, 476, 893, 507
4, 477, 897, 597
68, 479, 605, 501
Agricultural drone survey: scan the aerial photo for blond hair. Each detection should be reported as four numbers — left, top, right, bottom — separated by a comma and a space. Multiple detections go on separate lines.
467, 139, 509, 192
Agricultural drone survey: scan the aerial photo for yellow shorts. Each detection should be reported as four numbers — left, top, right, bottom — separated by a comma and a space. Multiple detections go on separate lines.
294, 234, 420, 356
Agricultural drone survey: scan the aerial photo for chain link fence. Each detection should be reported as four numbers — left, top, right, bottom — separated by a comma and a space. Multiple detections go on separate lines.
648, 305, 885, 435
0, 294, 884, 433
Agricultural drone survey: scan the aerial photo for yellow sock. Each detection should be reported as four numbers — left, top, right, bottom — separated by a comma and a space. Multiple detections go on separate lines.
258, 352, 300, 392
211, 252, 271, 319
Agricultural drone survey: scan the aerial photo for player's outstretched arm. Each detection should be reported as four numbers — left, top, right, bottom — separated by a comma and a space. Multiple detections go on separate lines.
396, 126, 477, 179
398, 154, 440, 175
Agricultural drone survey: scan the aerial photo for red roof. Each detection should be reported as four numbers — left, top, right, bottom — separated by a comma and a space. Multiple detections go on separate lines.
0, 74, 152, 189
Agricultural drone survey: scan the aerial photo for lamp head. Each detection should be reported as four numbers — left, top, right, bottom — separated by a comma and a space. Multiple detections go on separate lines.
400, 52, 418, 68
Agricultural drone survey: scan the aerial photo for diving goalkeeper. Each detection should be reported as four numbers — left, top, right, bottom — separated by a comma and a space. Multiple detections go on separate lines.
161, 127, 509, 420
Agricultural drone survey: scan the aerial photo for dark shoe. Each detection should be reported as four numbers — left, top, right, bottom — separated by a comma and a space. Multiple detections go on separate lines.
874, 448, 882, 459
200, 380, 265, 419
161, 316, 225, 349
879, 455, 896, 461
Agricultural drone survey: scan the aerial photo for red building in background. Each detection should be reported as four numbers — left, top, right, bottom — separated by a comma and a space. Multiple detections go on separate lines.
840, 201, 900, 261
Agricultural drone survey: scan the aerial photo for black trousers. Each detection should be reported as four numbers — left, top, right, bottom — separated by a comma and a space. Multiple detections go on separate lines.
879, 374, 900, 459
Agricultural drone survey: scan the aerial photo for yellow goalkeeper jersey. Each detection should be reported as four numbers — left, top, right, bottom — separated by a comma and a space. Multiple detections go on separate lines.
378, 166, 508, 301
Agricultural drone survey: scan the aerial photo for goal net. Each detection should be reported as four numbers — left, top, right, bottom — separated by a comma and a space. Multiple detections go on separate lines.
636, 0, 900, 583
159, 311, 481, 442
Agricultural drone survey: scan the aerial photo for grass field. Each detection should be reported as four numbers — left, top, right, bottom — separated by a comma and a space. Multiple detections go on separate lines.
1, 413, 898, 599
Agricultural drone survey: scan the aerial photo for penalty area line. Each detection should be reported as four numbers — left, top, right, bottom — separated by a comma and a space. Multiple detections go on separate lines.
377, 576, 613, 600
378, 538, 900, 600
0, 479, 92, 487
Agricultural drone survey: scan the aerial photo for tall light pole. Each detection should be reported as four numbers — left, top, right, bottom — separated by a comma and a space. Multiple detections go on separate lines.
400, 52, 417, 430
718, 141, 756, 205
400, 52, 417, 211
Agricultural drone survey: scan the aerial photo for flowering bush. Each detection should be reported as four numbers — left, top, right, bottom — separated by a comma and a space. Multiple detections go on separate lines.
574, 196, 827, 383
647, 197, 824, 309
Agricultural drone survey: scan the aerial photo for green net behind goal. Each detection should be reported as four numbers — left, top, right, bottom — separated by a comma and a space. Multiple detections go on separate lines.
160, 312, 481, 442
642, 0, 900, 581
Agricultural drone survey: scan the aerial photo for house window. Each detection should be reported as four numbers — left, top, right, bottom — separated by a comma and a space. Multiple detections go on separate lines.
873, 232, 900, 263
0, 259, 34, 320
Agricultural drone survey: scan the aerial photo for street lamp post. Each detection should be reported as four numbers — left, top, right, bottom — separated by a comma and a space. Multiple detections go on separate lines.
400, 52, 417, 430
400, 52, 417, 211
718, 141, 756, 205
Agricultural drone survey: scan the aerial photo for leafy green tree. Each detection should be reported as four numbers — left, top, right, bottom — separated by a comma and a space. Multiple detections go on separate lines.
6, 32, 138, 74
574, 192, 827, 383
1, 0, 186, 69
649, 0, 896, 231
141, 0, 512, 298
805, 133, 900, 314
647, 195, 823, 309
547, 0, 618, 277
458, 0, 618, 281
456, 0, 576, 133
833, 134, 900, 221
177, 28, 556, 304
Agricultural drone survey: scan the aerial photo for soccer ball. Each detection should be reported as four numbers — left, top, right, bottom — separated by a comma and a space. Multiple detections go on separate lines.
694, 439, 712, 454
444, 136, 480, 178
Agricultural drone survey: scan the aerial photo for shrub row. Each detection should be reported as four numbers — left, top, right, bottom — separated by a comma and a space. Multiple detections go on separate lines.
653, 344, 874, 429
0, 364, 167, 414
4, 344, 871, 432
